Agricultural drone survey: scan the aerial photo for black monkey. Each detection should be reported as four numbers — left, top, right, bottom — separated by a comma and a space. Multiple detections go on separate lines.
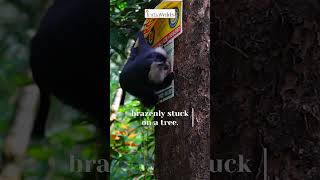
119, 32, 174, 106
29, 0, 108, 139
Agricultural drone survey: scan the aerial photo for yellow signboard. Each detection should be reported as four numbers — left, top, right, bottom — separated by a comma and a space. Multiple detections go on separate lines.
142, 0, 183, 47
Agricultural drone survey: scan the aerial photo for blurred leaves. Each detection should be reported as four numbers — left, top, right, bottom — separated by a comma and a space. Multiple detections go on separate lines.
27, 146, 55, 161
109, 0, 159, 72
110, 98, 155, 179
0, 0, 157, 179
110, 1, 156, 177
0, 0, 49, 136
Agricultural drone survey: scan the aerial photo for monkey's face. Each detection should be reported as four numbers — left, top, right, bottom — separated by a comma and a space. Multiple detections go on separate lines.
146, 47, 171, 84
148, 60, 171, 84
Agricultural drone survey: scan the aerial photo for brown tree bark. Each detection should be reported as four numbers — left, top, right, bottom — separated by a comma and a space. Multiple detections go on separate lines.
155, 1, 210, 179
212, 0, 320, 179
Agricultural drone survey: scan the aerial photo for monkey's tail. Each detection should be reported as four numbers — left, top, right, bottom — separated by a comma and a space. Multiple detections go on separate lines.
31, 90, 50, 138
120, 90, 126, 106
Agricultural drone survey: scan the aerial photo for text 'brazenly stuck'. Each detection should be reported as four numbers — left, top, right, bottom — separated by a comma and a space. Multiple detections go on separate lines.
131, 110, 189, 119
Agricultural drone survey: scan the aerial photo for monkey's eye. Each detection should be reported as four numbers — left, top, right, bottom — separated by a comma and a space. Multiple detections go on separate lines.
154, 57, 166, 62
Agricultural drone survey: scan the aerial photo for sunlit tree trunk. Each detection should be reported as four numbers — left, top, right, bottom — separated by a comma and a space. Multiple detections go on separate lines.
155, 1, 210, 179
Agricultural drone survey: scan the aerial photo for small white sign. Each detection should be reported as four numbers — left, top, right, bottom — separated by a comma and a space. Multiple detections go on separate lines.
145, 9, 176, 18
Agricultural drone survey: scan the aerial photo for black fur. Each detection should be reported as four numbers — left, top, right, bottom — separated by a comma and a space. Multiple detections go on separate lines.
119, 32, 173, 107
29, 0, 108, 138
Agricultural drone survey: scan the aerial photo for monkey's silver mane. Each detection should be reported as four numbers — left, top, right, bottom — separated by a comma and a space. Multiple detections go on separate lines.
154, 47, 168, 58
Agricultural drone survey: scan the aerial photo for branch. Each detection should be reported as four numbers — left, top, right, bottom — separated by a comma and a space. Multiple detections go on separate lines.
110, 88, 123, 124
0, 84, 40, 179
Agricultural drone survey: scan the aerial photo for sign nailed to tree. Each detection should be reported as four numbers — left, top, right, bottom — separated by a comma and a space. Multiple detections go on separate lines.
142, 0, 183, 103
143, 0, 183, 48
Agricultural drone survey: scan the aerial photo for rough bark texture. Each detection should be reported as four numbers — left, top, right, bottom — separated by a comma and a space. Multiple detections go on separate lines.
212, 0, 320, 179
155, 0, 210, 179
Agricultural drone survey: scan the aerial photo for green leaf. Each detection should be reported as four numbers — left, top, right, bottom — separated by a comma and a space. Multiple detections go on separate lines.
27, 146, 55, 161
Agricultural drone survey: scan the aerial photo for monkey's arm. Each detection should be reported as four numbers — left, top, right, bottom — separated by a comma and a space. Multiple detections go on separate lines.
137, 31, 148, 48
129, 31, 147, 61
127, 46, 138, 62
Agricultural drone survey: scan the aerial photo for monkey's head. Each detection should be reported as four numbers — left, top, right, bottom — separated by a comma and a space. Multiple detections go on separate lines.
121, 31, 172, 88
147, 47, 171, 84
119, 32, 174, 106
134, 33, 171, 84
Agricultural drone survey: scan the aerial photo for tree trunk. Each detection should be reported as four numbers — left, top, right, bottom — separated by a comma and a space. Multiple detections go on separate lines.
212, 0, 320, 179
155, 1, 210, 179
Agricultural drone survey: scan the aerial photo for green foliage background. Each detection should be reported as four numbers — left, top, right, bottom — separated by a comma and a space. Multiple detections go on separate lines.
0, 0, 158, 179
110, 0, 159, 179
